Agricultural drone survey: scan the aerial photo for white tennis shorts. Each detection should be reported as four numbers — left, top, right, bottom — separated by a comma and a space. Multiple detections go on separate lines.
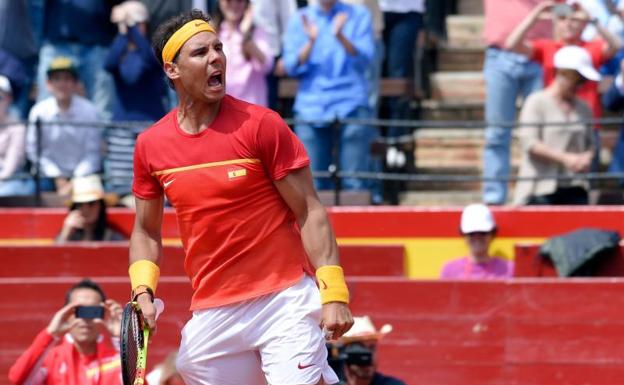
176, 275, 339, 385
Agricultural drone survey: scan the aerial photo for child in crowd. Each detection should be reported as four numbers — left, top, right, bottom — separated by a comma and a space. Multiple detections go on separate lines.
440, 203, 513, 279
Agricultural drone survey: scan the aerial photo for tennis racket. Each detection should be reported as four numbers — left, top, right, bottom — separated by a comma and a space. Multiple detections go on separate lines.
120, 302, 150, 385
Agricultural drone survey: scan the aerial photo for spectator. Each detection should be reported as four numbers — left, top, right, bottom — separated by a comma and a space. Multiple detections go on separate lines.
440, 203, 513, 279
0, 75, 35, 197
27, 57, 103, 196
379, 0, 424, 165
146, 351, 186, 385
0, 0, 38, 119
481, 0, 551, 205
282, 0, 378, 200
513, 46, 598, 205
336, 315, 404, 385
35, 0, 120, 119
505, 0, 621, 121
214, 0, 274, 106
56, 175, 125, 243
602, 50, 624, 184
251, 0, 297, 110
8, 278, 123, 385
105, 1, 168, 199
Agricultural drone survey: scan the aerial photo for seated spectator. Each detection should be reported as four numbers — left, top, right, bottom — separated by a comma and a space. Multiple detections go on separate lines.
105, 1, 168, 199
0, 75, 34, 196
8, 278, 123, 385
440, 203, 513, 279
57, 174, 125, 242
146, 351, 186, 385
513, 46, 598, 205
335, 315, 404, 385
26, 57, 103, 196
214, 0, 274, 106
282, 0, 379, 201
505, 0, 621, 121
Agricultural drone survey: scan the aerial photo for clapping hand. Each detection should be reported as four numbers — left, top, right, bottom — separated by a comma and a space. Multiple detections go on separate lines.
301, 14, 319, 41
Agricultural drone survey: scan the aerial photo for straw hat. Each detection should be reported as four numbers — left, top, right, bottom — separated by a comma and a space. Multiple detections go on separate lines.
71, 175, 105, 203
340, 316, 393, 344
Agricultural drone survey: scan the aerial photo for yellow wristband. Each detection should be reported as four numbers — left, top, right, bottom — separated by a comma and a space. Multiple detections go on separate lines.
316, 265, 349, 304
129, 259, 160, 295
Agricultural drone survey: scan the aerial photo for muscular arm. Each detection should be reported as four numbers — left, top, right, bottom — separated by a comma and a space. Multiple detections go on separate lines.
129, 196, 164, 265
274, 167, 339, 268
129, 196, 164, 330
274, 166, 353, 339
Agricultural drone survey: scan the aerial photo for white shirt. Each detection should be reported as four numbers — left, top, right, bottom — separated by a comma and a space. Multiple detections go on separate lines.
27, 95, 102, 178
251, 0, 296, 57
379, 0, 425, 13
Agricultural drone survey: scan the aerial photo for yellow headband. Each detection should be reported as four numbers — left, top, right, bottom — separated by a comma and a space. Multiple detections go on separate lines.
162, 19, 216, 63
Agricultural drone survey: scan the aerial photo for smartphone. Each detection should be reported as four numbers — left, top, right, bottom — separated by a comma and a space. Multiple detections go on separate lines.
75, 305, 105, 319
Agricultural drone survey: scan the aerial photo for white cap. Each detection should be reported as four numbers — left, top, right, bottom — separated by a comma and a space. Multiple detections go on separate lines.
553, 45, 601, 82
0, 75, 11, 94
71, 174, 105, 203
340, 316, 393, 343
460, 203, 496, 234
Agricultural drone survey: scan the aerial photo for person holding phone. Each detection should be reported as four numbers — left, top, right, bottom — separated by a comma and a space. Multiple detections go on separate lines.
8, 279, 124, 385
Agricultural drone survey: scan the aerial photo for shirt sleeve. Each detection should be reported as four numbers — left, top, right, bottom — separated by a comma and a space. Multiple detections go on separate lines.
255, 110, 310, 180
530, 39, 547, 64
517, 93, 543, 153
282, 10, 311, 77
8, 329, 56, 385
132, 134, 163, 199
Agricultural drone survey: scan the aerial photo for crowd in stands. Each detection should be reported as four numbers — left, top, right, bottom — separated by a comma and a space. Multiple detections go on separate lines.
0, 0, 427, 206
3, 0, 624, 206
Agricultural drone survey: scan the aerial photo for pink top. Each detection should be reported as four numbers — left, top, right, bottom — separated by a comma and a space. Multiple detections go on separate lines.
220, 23, 274, 107
440, 256, 513, 279
483, 0, 552, 48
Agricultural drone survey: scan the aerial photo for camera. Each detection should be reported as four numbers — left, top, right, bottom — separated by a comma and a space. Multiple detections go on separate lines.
344, 343, 373, 366
75, 305, 105, 319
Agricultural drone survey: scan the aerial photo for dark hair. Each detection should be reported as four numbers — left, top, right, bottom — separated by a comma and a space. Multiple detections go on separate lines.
151, 9, 213, 68
69, 199, 108, 241
65, 278, 107, 304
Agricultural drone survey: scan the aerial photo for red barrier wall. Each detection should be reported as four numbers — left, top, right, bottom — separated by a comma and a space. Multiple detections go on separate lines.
3, 278, 624, 385
514, 244, 624, 277
1, 206, 623, 239
0, 244, 404, 278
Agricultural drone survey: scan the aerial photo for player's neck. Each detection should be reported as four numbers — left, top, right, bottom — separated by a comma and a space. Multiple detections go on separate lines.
74, 340, 97, 356
177, 98, 222, 135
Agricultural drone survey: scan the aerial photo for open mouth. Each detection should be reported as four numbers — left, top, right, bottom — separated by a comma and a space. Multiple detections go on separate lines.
208, 72, 223, 87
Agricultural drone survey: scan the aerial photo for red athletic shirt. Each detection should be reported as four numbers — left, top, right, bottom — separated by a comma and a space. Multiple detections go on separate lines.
133, 95, 312, 310
8, 329, 122, 385
531, 39, 607, 120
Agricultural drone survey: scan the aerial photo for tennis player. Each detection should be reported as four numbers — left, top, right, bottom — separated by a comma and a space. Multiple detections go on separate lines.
128, 9, 353, 385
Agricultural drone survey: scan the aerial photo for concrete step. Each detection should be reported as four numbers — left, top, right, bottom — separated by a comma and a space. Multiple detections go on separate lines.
429, 71, 485, 102
437, 45, 485, 72
446, 15, 484, 48
420, 99, 484, 121
458, 0, 484, 15
399, 190, 482, 206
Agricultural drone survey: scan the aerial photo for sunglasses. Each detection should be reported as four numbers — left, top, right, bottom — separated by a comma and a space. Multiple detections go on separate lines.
75, 201, 99, 208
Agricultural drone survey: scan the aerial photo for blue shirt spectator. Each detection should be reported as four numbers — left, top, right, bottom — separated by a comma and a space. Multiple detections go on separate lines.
282, 0, 379, 202
104, 25, 167, 121
282, 1, 374, 120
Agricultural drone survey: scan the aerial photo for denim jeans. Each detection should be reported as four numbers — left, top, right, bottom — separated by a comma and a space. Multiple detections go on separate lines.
383, 11, 423, 137
482, 47, 543, 205
37, 42, 115, 120
295, 107, 378, 193
0, 174, 35, 197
